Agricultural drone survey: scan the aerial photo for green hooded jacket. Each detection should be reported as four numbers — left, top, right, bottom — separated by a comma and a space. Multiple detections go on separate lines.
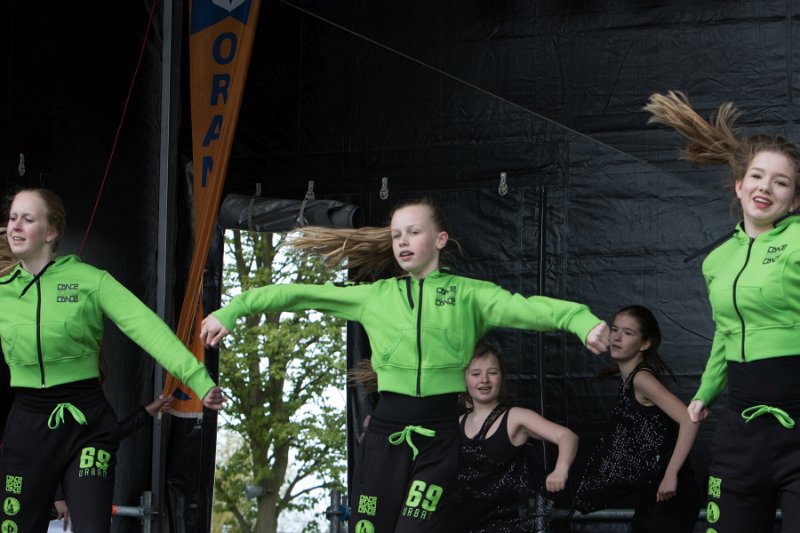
213, 269, 601, 397
695, 216, 800, 405
0, 255, 216, 399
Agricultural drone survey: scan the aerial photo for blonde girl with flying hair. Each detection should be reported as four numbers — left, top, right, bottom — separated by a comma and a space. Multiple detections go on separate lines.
201, 196, 610, 532
645, 91, 800, 533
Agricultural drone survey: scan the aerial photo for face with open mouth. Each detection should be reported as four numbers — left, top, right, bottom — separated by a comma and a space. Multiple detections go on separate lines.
390, 204, 448, 279
735, 151, 799, 237
466, 354, 503, 404
7, 191, 57, 264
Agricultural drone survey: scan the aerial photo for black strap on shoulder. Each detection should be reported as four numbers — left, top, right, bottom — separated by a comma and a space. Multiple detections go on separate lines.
683, 229, 735, 263
476, 403, 510, 440
623, 363, 650, 388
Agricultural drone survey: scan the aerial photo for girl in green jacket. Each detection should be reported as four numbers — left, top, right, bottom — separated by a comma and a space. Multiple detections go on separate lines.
646, 92, 800, 533
200, 197, 609, 532
0, 188, 223, 532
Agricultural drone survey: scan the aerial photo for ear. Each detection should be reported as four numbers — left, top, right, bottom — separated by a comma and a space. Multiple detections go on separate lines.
47, 228, 59, 245
639, 339, 652, 353
734, 179, 744, 200
436, 231, 449, 250
792, 193, 800, 212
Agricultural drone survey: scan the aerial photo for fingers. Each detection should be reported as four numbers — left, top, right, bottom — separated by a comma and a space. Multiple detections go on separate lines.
545, 473, 567, 492
687, 400, 707, 423
656, 491, 675, 502
585, 322, 610, 355
200, 316, 228, 348
203, 386, 225, 411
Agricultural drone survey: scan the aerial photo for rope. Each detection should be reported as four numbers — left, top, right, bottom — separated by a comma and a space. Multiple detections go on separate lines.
79, 0, 162, 255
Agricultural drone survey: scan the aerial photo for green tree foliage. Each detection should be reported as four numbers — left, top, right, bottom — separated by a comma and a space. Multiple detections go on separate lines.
213, 230, 346, 533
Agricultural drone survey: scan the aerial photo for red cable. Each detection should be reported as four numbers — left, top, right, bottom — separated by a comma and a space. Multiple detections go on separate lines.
79, 0, 161, 255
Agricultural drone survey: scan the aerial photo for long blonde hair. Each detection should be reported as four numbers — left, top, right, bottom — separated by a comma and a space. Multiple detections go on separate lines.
644, 91, 800, 194
289, 197, 452, 279
0, 229, 19, 276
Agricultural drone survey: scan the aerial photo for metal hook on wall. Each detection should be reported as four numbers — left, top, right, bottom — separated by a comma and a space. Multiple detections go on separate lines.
498, 172, 508, 196
297, 180, 315, 226
247, 183, 262, 231
379, 177, 389, 200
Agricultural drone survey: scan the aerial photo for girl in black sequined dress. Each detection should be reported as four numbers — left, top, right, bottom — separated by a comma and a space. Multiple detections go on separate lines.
575, 305, 702, 532
452, 344, 578, 533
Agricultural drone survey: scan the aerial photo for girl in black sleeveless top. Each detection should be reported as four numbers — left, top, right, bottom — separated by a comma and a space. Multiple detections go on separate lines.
575, 305, 702, 532
451, 344, 578, 532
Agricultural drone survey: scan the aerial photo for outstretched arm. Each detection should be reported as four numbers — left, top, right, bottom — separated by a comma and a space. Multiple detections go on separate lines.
507, 407, 578, 492
634, 371, 699, 502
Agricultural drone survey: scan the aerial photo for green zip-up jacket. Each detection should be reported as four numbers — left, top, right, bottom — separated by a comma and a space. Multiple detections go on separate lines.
213, 269, 602, 397
694, 216, 800, 405
0, 255, 216, 399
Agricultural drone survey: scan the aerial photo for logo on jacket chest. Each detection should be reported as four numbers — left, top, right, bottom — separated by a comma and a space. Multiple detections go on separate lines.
762, 244, 787, 265
56, 283, 80, 303
435, 286, 456, 307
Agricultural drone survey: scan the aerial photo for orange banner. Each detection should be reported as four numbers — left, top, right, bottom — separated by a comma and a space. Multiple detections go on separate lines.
163, 0, 262, 417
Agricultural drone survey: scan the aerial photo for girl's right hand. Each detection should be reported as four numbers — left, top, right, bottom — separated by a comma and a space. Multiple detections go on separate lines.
584, 321, 610, 355
545, 466, 569, 492
200, 314, 229, 348
687, 400, 709, 423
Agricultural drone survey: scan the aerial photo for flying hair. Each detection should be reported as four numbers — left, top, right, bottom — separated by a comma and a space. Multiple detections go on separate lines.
288, 196, 454, 280
644, 90, 742, 168
644, 91, 800, 193
288, 226, 394, 280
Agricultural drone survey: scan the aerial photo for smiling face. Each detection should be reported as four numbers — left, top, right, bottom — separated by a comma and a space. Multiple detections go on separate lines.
7, 191, 57, 268
466, 353, 503, 405
735, 150, 800, 237
609, 313, 651, 364
390, 204, 448, 279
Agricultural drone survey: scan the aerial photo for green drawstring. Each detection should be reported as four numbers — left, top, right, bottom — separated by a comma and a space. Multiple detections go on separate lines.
741, 405, 795, 429
388, 425, 436, 461
48, 403, 88, 430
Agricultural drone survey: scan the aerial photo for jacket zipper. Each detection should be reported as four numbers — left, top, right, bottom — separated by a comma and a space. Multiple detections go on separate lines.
731, 238, 754, 362
415, 279, 425, 396
36, 277, 45, 387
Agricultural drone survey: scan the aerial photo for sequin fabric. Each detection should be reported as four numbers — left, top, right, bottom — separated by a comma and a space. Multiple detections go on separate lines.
451, 404, 553, 533
575, 364, 678, 513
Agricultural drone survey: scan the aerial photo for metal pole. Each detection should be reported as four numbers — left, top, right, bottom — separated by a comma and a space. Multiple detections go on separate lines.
154, 1, 178, 532
571, 508, 781, 521
325, 489, 346, 533
536, 187, 548, 469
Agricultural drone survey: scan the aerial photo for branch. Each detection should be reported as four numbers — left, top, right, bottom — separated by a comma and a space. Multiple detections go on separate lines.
215, 482, 252, 533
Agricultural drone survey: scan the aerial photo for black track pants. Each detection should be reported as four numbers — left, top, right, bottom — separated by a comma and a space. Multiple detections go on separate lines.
0, 388, 120, 533
349, 415, 459, 533
705, 404, 800, 533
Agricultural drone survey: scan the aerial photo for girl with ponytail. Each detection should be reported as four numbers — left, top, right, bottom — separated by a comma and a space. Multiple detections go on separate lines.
645, 91, 800, 532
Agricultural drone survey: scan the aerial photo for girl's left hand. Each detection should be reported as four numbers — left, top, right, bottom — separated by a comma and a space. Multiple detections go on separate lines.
584, 321, 610, 355
656, 473, 678, 502
202, 386, 225, 411
545, 468, 568, 492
